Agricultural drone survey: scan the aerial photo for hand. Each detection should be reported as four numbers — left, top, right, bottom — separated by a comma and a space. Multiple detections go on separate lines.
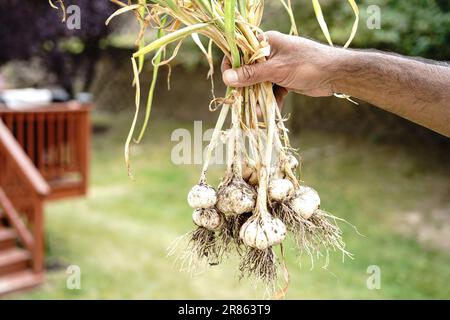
222, 31, 346, 101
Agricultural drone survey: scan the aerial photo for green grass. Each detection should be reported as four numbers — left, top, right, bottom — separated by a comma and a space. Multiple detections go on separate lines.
11, 111, 450, 299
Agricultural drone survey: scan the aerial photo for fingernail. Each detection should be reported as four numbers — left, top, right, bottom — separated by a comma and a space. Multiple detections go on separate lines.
224, 69, 238, 85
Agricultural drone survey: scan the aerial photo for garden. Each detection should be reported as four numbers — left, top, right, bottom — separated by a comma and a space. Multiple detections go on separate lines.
0, 0, 449, 299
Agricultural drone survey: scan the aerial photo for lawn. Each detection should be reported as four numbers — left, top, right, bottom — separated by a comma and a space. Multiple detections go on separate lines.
11, 111, 450, 299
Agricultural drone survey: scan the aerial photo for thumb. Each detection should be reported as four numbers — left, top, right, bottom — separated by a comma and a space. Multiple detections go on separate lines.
222, 61, 273, 87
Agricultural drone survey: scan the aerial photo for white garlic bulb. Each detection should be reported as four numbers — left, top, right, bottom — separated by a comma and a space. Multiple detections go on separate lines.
187, 184, 217, 209
290, 185, 320, 219
192, 208, 223, 231
239, 216, 287, 250
268, 179, 294, 202
216, 178, 256, 215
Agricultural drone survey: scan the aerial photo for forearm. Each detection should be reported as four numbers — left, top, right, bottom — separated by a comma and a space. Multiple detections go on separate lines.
333, 50, 450, 137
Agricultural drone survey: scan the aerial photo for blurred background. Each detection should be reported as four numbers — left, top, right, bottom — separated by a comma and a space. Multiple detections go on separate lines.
0, 0, 449, 299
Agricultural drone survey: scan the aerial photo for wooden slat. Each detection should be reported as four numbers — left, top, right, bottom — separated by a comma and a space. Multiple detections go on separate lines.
15, 113, 24, 148
46, 113, 55, 178
37, 114, 45, 174
26, 113, 35, 164
79, 111, 91, 194
0, 101, 91, 114
4, 114, 13, 132
67, 112, 76, 171
31, 203, 44, 274
56, 113, 64, 176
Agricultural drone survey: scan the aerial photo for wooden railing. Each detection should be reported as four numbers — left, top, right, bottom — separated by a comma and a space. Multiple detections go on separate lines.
0, 102, 91, 199
0, 119, 50, 274
0, 101, 91, 279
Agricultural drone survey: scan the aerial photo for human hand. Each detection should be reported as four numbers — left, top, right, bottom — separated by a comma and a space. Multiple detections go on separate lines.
222, 31, 346, 101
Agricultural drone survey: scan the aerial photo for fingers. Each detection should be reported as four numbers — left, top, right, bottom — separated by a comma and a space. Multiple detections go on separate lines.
221, 56, 232, 74
273, 85, 289, 108
221, 56, 289, 107
222, 60, 275, 87
221, 31, 285, 87
220, 31, 289, 112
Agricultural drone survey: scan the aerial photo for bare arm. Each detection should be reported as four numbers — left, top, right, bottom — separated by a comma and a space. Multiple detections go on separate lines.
222, 31, 450, 137
334, 51, 450, 136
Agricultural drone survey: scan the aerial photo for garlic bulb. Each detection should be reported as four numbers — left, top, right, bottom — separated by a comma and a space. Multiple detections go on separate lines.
242, 160, 256, 181
286, 154, 299, 171
290, 185, 320, 219
269, 179, 294, 202
247, 171, 259, 187
187, 184, 217, 209
242, 161, 258, 186
192, 208, 223, 231
216, 177, 256, 215
239, 216, 287, 250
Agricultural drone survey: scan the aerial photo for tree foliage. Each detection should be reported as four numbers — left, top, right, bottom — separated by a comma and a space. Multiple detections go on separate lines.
263, 0, 449, 61
0, 0, 115, 95
356, 0, 450, 60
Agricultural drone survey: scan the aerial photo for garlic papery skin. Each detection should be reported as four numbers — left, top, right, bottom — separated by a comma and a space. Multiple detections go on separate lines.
216, 177, 256, 215
242, 160, 256, 181
263, 217, 287, 246
239, 217, 258, 247
269, 179, 294, 202
240, 216, 287, 250
286, 154, 299, 171
187, 184, 217, 209
291, 185, 321, 219
242, 160, 258, 186
192, 208, 223, 231
255, 228, 269, 250
192, 208, 203, 226
269, 166, 283, 179
247, 171, 259, 187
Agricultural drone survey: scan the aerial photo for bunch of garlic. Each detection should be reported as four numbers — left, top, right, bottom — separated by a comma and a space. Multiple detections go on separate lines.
180, 89, 349, 293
